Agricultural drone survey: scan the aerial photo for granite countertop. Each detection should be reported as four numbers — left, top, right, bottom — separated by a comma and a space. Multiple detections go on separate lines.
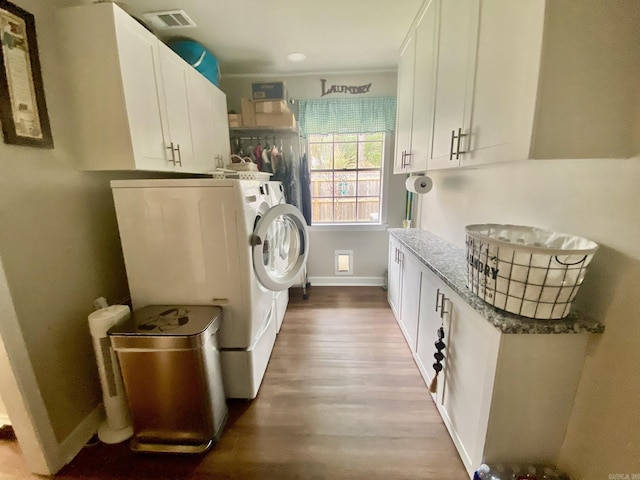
388, 228, 604, 334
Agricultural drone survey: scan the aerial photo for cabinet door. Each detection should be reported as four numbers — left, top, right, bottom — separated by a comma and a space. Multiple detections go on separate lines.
393, 34, 416, 174
462, 0, 545, 167
398, 248, 421, 351
415, 266, 444, 401
429, 0, 479, 170
208, 83, 231, 169
187, 72, 218, 172
115, 15, 171, 171
387, 237, 403, 320
158, 44, 195, 171
405, 0, 437, 173
438, 285, 500, 474
186, 69, 230, 173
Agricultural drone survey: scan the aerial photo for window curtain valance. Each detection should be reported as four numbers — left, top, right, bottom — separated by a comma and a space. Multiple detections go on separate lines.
298, 97, 397, 136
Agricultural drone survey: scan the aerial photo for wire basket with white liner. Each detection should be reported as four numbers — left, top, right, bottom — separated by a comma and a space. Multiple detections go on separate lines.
465, 224, 599, 319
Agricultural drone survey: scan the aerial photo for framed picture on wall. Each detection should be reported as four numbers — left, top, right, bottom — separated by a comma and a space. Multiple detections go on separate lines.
0, 0, 53, 148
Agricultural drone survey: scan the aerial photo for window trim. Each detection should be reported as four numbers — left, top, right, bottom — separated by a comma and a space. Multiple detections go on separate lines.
308, 132, 388, 226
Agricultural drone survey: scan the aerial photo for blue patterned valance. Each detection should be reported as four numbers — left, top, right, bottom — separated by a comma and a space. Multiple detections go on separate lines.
298, 97, 397, 136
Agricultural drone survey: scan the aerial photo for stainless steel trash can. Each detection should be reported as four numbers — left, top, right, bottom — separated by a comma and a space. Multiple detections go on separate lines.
108, 305, 227, 454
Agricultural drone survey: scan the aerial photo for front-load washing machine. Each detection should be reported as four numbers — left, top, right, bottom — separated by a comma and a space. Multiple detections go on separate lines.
265, 180, 295, 334
111, 178, 309, 399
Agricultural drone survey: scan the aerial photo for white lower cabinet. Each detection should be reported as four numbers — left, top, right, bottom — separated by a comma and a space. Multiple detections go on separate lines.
432, 277, 501, 475
388, 239, 421, 351
415, 263, 447, 398
387, 237, 403, 320
398, 248, 421, 351
390, 246, 589, 478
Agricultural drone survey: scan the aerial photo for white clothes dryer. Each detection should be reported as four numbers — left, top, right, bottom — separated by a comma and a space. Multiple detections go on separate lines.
111, 178, 308, 399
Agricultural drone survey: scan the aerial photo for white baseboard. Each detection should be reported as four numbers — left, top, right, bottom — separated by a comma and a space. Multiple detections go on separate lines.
307, 276, 385, 287
0, 413, 10, 426
57, 405, 102, 469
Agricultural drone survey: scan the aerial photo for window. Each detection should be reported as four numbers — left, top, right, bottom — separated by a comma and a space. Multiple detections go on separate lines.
308, 132, 384, 224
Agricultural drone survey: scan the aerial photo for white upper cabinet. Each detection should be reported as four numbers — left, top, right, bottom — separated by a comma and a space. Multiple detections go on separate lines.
157, 43, 196, 171
395, 0, 639, 173
393, 0, 437, 174
393, 34, 416, 174
428, 0, 479, 169
207, 78, 233, 170
60, 2, 229, 173
61, 3, 172, 171
407, 3, 438, 173
186, 70, 231, 173
459, 0, 544, 167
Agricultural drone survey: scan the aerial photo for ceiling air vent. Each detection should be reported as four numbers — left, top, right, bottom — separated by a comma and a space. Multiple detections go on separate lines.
142, 10, 197, 29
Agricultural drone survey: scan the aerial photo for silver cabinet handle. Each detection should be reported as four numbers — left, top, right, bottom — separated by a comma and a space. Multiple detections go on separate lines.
435, 288, 441, 312
449, 128, 468, 160
394, 247, 398, 263
175, 144, 182, 166
401, 150, 413, 168
455, 127, 467, 159
449, 130, 456, 161
440, 294, 449, 319
166, 142, 176, 165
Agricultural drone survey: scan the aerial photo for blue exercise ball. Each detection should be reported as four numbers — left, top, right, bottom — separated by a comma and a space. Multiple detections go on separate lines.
168, 40, 220, 86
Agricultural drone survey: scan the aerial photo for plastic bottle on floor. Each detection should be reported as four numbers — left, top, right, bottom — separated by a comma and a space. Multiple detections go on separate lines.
473, 464, 492, 480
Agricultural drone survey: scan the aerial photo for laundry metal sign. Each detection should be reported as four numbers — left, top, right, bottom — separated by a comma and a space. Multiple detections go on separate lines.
320, 79, 372, 97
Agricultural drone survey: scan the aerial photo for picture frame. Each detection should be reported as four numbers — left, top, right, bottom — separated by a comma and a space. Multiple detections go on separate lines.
0, 0, 53, 148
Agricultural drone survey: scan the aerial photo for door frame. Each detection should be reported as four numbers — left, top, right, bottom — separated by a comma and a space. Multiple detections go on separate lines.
0, 255, 63, 475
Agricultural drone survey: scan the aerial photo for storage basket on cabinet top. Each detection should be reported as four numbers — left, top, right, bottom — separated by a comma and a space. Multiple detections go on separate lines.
465, 224, 598, 320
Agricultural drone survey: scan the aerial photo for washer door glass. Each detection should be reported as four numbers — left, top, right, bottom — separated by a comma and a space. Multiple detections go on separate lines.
252, 204, 308, 291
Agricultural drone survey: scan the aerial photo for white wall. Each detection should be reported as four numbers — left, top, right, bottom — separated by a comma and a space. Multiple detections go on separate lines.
0, 1, 209, 472
221, 72, 399, 113
0, 393, 8, 426
0, 0, 125, 444
0, 0, 176, 468
416, 158, 640, 479
220, 72, 406, 284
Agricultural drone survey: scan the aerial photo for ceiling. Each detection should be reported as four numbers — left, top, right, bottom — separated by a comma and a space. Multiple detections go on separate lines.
114, 0, 424, 77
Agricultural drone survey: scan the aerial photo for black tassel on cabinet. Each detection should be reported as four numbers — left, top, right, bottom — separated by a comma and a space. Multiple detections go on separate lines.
429, 326, 446, 393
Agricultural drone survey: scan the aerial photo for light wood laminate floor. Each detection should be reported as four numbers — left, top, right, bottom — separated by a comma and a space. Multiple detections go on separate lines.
0, 286, 467, 479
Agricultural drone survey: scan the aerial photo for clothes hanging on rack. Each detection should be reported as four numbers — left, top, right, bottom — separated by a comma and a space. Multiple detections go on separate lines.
254, 143, 263, 170
229, 131, 308, 220
299, 152, 312, 226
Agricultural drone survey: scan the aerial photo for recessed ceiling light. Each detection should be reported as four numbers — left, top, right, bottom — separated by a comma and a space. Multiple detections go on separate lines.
287, 52, 306, 63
